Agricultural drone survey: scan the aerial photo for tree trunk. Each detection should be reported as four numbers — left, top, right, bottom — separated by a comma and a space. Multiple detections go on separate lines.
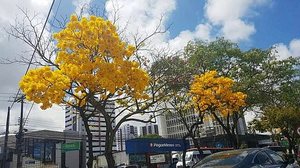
182, 134, 189, 168
104, 120, 116, 167
105, 149, 115, 168
104, 137, 115, 167
211, 112, 238, 148
190, 123, 203, 157
81, 115, 94, 168
234, 125, 240, 148
229, 133, 238, 149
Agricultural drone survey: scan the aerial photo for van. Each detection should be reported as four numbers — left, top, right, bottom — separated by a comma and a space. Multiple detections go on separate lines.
176, 150, 212, 168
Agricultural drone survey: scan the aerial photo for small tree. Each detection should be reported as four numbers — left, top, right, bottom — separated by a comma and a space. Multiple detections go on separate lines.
261, 106, 300, 153
251, 80, 300, 154
151, 56, 202, 147
19, 15, 166, 168
189, 70, 247, 148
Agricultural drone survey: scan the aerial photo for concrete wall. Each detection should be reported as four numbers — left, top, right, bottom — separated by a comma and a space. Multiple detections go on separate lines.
65, 150, 80, 168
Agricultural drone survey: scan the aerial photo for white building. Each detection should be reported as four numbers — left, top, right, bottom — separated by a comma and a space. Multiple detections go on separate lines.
65, 103, 116, 160
139, 123, 159, 137
158, 109, 247, 140
158, 110, 198, 139
116, 124, 138, 151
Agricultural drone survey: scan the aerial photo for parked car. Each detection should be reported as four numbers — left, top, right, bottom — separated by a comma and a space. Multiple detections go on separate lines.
176, 147, 233, 168
176, 150, 212, 168
192, 148, 300, 168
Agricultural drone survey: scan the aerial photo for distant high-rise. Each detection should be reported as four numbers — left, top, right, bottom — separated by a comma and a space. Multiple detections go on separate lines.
65, 102, 116, 159
158, 109, 247, 140
158, 110, 198, 139
139, 123, 159, 137
116, 124, 138, 151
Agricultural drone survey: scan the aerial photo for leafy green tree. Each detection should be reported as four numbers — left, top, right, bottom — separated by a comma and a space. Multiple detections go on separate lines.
184, 38, 300, 148
253, 79, 300, 154
151, 56, 203, 168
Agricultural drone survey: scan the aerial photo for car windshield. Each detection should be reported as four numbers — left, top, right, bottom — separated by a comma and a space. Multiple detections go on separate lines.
193, 149, 250, 168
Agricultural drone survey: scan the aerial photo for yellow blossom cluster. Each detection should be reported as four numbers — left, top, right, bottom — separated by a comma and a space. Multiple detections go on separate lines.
19, 67, 70, 109
19, 15, 150, 109
190, 71, 246, 117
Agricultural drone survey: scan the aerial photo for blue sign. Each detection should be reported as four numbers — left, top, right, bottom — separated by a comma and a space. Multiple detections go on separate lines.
33, 143, 42, 159
125, 138, 189, 154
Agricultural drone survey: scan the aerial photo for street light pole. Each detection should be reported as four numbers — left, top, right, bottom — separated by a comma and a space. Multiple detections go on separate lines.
16, 95, 25, 168
1, 107, 10, 168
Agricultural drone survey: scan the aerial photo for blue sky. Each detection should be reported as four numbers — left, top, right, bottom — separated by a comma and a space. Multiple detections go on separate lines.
168, 0, 300, 50
52, 0, 300, 53
167, 0, 205, 36
251, 1, 300, 48
0, 0, 300, 131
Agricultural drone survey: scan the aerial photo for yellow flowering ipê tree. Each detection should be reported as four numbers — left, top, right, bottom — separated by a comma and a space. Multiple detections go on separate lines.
190, 70, 247, 148
19, 15, 163, 168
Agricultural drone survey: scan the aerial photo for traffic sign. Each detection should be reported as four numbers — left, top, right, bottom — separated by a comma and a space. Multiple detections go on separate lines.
61, 141, 81, 152
280, 140, 289, 148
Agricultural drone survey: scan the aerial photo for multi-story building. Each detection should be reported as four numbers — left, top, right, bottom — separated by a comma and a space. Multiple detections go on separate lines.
0, 130, 85, 168
139, 123, 159, 137
115, 124, 138, 151
158, 109, 247, 142
65, 102, 116, 160
158, 110, 198, 139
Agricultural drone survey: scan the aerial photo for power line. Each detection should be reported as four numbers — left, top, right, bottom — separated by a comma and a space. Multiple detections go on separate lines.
51, 0, 62, 25
10, 0, 56, 109
23, 102, 34, 128
7, 2, 56, 167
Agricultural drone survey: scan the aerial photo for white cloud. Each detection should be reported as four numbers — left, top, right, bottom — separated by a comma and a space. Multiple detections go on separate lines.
0, 0, 51, 23
72, 0, 92, 16
104, 0, 214, 52
289, 39, 300, 56
222, 19, 255, 42
273, 39, 300, 60
204, 0, 269, 42
205, 0, 251, 24
0, 0, 65, 132
168, 23, 212, 51
105, 0, 176, 42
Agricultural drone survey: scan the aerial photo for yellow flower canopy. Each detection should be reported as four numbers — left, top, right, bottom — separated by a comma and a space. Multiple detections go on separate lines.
20, 15, 149, 109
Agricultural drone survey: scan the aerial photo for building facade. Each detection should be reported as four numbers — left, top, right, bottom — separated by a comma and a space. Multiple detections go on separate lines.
158, 109, 247, 145
0, 130, 85, 168
65, 102, 116, 159
139, 123, 159, 137
116, 124, 138, 151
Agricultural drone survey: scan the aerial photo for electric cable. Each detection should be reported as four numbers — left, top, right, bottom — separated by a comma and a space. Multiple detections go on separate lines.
10, 0, 56, 109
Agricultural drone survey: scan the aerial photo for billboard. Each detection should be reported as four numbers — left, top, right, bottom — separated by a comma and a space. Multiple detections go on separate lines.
125, 138, 189, 154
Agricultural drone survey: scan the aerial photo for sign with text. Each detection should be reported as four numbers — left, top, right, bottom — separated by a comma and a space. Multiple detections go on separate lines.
61, 141, 80, 152
125, 138, 189, 154
150, 154, 165, 164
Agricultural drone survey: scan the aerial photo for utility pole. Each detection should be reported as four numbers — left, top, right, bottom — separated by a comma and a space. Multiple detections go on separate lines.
1, 107, 10, 168
15, 95, 25, 168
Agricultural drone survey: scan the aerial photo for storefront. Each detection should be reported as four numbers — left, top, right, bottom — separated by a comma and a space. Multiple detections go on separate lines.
125, 138, 189, 167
